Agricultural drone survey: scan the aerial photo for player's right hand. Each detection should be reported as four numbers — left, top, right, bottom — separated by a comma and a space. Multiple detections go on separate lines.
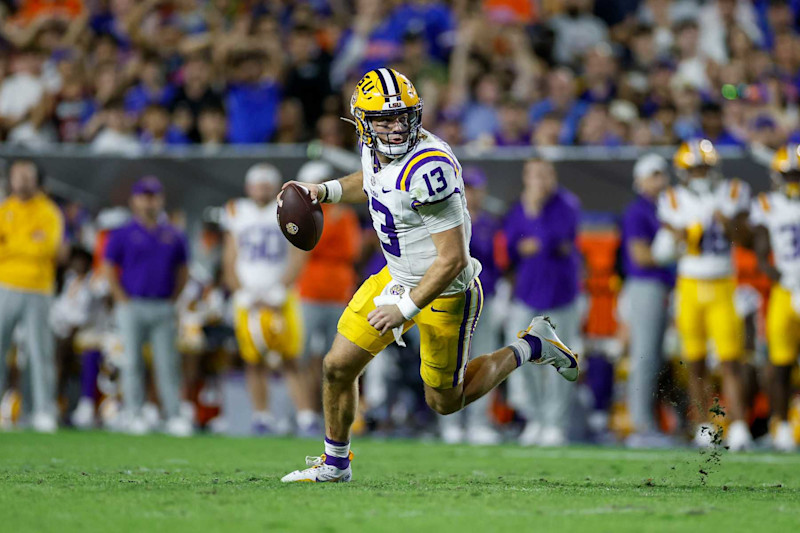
277, 181, 323, 206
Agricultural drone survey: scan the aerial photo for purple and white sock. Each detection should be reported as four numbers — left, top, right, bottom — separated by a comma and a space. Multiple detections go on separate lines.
323, 437, 350, 470
509, 335, 543, 367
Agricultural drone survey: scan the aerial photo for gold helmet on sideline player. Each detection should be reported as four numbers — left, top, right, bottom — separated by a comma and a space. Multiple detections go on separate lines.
349, 68, 423, 159
770, 144, 800, 199
673, 138, 721, 193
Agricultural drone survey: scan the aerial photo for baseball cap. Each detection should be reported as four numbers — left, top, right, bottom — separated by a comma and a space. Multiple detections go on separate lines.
245, 163, 281, 187
296, 161, 334, 184
633, 153, 668, 183
131, 175, 163, 195
462, 166, 487, 188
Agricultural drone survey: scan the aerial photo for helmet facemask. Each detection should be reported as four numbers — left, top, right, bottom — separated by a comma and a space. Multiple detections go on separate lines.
353, 106, 423, 159
680, 165, 720, 194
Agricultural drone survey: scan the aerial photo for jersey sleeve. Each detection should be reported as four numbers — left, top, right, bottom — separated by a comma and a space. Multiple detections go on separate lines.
219, 200, 237, 232
657, 188, 682, 228
396, 148, 461, 208
718, 179, 751, 217
417, 194, 465, 234
749, 193, 770, 228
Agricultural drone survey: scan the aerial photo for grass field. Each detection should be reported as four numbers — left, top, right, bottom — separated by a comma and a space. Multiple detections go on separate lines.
1, 432, 799, 532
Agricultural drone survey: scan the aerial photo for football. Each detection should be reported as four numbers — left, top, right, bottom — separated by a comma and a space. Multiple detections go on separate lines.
277, 182, 324, 251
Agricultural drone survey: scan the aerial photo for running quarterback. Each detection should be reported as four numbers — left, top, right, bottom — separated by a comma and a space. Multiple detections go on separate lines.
279, 68, 579, 483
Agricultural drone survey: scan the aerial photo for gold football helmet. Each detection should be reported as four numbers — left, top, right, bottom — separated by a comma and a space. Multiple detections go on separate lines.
673, 138, 720, 192
770, 144, 800, 198
349, 68, 423, 158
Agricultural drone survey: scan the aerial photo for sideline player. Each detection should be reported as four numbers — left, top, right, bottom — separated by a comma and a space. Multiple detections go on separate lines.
279, 68, 579, 482
652, 139, 753, 451
751, 144, 800, 452
221, 164, 318, 436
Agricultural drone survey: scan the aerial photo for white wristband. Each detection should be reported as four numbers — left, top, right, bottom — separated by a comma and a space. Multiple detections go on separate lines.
397, 293, 421, 320
321, 180, 343, 203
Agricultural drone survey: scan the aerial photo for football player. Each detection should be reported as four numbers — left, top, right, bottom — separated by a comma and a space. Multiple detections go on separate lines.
279, 68, 579, 483
751, 144, 800, 452
221, 164, 318, 436
653, 139, 753, 451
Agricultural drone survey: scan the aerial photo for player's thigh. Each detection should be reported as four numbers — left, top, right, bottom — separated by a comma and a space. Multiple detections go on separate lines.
417, 279, 483, 392
264, 293, 304, 360
675, 278, 707, 361
767, 286, 800, 366
337, 267, 410, 355
706, 279, 743, 362
322, 332, 376, 383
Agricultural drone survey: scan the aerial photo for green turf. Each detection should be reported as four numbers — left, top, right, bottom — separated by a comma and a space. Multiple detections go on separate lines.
1, 431, 799, 532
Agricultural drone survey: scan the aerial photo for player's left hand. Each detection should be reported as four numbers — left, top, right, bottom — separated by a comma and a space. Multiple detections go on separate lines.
367, 304, 405, 335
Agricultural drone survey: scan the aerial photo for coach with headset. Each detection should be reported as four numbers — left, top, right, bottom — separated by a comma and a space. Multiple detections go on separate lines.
0, 158, 64, 432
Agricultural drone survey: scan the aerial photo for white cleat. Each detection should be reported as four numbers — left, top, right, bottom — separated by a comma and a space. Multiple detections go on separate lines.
519, 422, 542, 447
31, 412, 57, 433
71, 398, 96, 429
539, 426, 567, 447
126, 415, 151, 436
281, 453, 353, 483
519, 316, 579, 381
466, 424, 502, 446
693, 423, 717, 448
440, 422, 465, 444
165, 417, 194, 438
726, 420, 753, 452
773, 422, 797, 453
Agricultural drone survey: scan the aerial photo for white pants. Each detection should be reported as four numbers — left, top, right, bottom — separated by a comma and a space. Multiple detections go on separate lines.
505, 299, 580, 431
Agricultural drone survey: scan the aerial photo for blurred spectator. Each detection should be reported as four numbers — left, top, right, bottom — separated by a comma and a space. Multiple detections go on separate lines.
139, 104, 190, 148
549, 0, 609, 67
0, 48, 46, 134
225, 51, 281, 144
102, 176, 191, 437
169, 54, 223, 143
197, 104, 228, 149
295, 161, 361, 413
124, 53, 175, 117
698, 101, 746, 147
492, 100, 531, 147
0, 158, 64, 433
284, 24, 334, 137
89, 99, 141, 155
504, 159, 581, 446
620, 154, 674, 447
529, 68, 588, 145
698, 0, 763, 65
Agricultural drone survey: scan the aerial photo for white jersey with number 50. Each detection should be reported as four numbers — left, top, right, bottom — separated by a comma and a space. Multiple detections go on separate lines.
360, 128, 481, 295
221, 198, 289, 292
750, 191, 800, 286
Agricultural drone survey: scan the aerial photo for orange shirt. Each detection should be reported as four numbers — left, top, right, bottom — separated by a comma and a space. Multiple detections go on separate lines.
298, 205, 361, 304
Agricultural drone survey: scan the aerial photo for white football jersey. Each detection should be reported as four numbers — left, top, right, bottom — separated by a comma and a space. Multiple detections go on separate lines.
750, 191, 800, 286
221, 198, 289, 292
657, 179, 750, 279
360, 128, 481, 295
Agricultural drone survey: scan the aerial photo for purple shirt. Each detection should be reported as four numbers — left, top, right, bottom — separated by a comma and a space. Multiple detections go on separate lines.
104, 218, 188, 299
470, 211, 502, 298
621, 195, 675, 286
504, 188, 581, 310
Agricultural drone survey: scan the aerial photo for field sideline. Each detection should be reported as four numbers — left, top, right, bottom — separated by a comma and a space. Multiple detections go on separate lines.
1, 432, 798, 532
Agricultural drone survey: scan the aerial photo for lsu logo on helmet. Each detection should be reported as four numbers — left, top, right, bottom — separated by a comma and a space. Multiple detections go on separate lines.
349, 68, 423, 159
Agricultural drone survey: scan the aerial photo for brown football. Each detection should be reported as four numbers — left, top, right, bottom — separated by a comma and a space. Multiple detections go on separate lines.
277, 182, 324, 251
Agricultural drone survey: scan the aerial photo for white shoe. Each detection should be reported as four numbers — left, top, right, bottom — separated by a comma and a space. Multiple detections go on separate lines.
440, 423, 465, 444
281, 453, 353, 483
518, 317, 579, 381
466, 424, 502, 445
71, 398, 95, 429
773, 422, 797, 453
142, 402, 161, 429
126, 415, 151, 436
693, 423, 718, 448
165, 417, 193, 438
539, 426, 567, 447
726, 420, 753, 452
32, 412, 57, 433
519, 422, 542, 446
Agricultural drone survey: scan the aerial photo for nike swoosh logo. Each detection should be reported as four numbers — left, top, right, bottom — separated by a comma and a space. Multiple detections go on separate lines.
382, 188, 392, 194
430, 307, 447, 313
545, 338, 578, 367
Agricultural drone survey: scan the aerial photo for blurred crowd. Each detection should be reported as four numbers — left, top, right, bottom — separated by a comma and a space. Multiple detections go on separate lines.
1, 0, 800, 151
